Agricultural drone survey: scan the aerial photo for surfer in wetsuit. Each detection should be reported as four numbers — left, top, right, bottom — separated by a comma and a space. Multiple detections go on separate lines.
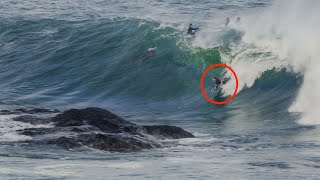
236, 17, 241, 23
225, 17, 230, 27
188, 24, 198, 34
211, 77, 226, 92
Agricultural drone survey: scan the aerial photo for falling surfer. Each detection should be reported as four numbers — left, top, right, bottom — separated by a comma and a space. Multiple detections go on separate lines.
187, 23, 199, 35
210, 77, 229, 92
225, 17, 230, 27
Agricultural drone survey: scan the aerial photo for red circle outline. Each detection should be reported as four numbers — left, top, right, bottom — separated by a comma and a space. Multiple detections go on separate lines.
200, 64, 238, 105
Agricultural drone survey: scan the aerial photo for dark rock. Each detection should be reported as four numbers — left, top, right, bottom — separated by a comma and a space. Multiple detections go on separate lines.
52, 107, 135, 133
71, 127, 86, 133
0, 110, 11, 115
141, 125, 195, 139
18, 127, 57, 136
90, 134, 161, 151
15, 107, 194, 152
12, 115, 52, 125
61, 119, 84, 126
50, 134, 161, 151
71, 126, 100, 133
51, 137, 82, 149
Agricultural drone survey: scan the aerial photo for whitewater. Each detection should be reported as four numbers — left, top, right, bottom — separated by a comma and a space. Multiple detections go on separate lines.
0, 0, 320, 179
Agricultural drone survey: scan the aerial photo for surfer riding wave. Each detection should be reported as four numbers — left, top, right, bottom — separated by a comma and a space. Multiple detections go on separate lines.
211, 77, 229, 92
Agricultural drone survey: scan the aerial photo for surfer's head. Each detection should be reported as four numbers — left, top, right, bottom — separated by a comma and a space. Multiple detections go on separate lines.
189, 23, 192, 27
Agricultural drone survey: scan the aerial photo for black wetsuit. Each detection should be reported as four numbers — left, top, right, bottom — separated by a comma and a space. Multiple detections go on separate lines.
215, 79, 222, 85
188, 27, 198, 34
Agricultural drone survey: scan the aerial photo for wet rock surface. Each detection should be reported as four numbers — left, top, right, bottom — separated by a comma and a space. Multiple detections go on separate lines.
9, 107, 194, 152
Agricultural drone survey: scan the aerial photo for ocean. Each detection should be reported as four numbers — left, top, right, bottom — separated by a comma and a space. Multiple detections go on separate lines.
1, 0, 320, 179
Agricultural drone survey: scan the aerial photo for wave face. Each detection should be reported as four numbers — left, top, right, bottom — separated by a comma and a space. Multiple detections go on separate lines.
0, 18, 223, 110
0, 16, 301, 120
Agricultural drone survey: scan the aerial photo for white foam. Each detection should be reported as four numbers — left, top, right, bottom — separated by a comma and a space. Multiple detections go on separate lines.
0, 115, 52, 142
107, 162, 144, 169
177, 137, 218, 145
237, 0, 320, 125
221, 43, 287, 95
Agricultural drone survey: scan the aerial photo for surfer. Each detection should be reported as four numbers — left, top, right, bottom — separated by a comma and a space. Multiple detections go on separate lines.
211, 77, 228, 92
236, 17, 241, 23
235, 17, 241, 26
146, 47, 156, 57
187, 24, 199, 34
137, 47, 157, 64
225, 17, 230, 27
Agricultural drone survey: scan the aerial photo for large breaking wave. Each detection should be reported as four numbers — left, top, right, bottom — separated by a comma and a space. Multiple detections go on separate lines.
1, 0, 314, 125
